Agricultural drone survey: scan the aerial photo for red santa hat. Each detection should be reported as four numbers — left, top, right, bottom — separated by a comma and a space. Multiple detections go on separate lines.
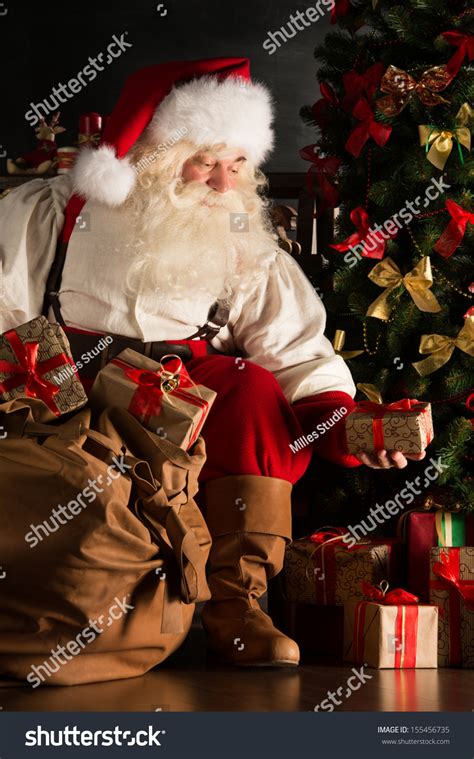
71, 57, 274, 207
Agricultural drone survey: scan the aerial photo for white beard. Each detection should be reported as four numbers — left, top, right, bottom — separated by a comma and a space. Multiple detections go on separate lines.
123, 177, 278, 304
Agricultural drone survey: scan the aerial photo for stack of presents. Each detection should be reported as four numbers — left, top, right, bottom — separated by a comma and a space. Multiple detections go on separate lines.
0, 316, 215, 447
273, 400, 474, 670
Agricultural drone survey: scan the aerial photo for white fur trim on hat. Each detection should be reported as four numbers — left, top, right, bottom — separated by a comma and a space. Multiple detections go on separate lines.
71, 144, 137, 207
149, 76, 274, 165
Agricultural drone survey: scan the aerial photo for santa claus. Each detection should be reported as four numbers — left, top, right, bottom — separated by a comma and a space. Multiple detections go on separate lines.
0, 57, 425, 667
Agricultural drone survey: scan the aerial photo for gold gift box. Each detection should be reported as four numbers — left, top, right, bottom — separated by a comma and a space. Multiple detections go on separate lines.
344, 600, 438, 668
345, 401, 433, 454
89, 348, 216, 450
284, 538, 393, 606
0, 316, 87, 421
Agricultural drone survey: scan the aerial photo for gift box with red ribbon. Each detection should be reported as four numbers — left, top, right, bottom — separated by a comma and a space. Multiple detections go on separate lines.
345, 398, 433, 454
399, 509, 474, 603
0, 317, 88, 421
344, 581, 438, 668
283, 528, 400, 606
429, 547, 474, 667
89, 348, 216, 450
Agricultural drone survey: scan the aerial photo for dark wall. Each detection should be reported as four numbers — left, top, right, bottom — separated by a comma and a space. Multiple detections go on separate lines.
0, 0, 332, 173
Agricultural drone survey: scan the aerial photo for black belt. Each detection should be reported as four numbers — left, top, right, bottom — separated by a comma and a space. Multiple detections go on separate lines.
64, 328, 218, 381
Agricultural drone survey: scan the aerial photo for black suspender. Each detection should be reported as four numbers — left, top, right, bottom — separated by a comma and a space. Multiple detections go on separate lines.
41, 235, 230, 339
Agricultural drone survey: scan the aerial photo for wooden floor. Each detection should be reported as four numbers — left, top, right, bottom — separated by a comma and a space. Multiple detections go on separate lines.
1, 609, 473, 712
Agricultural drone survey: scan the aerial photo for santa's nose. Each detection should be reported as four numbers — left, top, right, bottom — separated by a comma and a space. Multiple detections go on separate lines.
207, 164, 231, 194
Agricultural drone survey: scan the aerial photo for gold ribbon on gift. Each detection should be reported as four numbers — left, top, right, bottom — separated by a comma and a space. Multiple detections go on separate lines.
377, 65, 451, 117
419, 103, 472, 170
412, 315, 474, 376
366, 256, 441, 321
357, 383, 383, 404
333, 329, 365, 359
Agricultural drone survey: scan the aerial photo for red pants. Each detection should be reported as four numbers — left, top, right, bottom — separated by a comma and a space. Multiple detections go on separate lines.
186, 354, 313, 485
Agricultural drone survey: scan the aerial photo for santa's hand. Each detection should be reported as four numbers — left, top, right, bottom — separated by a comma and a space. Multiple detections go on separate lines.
356, 449, 426, 469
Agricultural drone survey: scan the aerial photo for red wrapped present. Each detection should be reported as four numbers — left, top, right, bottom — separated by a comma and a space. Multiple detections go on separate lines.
429, 547, 474, 667
284, 528, 401, 606
399, 510, 474, 602
344, 582, 438, 668
0, 316, 87, 421
345, 398, 433, 454
89, 348, 216, 450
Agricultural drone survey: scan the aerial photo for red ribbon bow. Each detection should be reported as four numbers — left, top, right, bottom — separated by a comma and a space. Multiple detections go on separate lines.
442, 31, 474, 77
299, 145, 341, 212
331, 206, 395, 259
342, 63, 385, 112
308, 526, 348, 545
433, 200, 474, 258
0, 330, 69, 415
345, 97, 392, 158
361, 580, 419, 605
356, 399, 426, 416
432, 550, 474, 612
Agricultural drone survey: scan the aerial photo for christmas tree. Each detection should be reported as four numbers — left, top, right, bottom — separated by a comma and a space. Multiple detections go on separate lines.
300, 0, 473, 519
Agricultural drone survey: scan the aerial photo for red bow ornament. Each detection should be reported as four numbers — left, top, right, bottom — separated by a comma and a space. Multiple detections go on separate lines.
361, 580, 419, 605
331, 206, 396, 259
311, 82, 340, 130
442, 32, 474, 77
342, 63, 385, 112
433, 200, 474, 258
299, 145, 341, 212
345, 97, 392, 158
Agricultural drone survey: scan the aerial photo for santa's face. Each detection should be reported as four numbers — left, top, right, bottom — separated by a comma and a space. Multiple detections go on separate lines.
181, 150, 247, 195
124, 141, 277, 305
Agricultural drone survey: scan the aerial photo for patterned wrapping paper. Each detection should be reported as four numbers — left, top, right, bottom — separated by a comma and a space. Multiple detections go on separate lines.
399, 510, 474, 602
429, 547, 474, 668
345, 401, 433, 454
344, 600, 438, 668
89, 348, 216, 450
0, 316, 88, 421
283, 537, 398, 606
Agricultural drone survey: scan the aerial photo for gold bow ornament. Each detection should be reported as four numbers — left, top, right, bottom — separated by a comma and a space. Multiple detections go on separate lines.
366, 256, 442, 321
377, 65, 452, 117
412, 315, 474, 376
78, 132, 101, 146
419, 103, 472, 170
333, 329, 365, 359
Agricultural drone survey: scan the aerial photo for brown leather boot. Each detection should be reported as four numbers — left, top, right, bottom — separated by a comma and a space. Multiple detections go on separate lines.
201, 475, 299, 666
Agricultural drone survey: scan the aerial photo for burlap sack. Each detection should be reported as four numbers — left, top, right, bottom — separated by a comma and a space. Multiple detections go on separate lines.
0, 399, 211, 687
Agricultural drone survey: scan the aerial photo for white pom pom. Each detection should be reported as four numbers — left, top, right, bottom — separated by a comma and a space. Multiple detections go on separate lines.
71, 144, 136, 207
